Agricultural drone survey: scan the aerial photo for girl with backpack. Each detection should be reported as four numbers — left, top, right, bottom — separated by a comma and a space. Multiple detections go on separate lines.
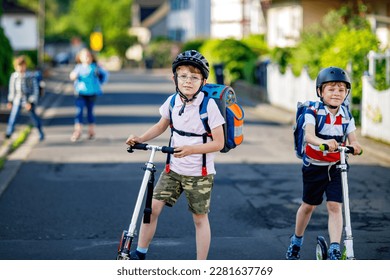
69, 48, 108, 142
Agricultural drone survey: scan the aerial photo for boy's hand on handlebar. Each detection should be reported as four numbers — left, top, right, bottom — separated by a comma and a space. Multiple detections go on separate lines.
348, 142, 363, 156
173, 145, 193, 158
125, 134, 142, 146
323, 139, 338, 152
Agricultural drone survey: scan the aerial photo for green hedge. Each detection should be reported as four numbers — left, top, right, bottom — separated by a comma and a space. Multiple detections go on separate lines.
0, 26, 13, 87
270, 7, 380, 106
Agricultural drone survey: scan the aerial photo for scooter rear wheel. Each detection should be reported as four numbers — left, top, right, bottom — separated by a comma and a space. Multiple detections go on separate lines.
316, 236, 328, 260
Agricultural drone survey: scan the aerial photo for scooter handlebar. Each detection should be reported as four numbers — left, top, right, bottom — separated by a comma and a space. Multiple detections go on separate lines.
319, 144, 362, 155
127, 143, 176, 154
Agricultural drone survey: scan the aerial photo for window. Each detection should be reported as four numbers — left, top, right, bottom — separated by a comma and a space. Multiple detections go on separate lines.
168, 29, 186, 42
14, 19, 23, 27
170, 0, 189, 11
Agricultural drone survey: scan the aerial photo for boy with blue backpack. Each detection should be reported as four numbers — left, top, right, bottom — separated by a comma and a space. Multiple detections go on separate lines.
286, 67, 362, 260
125, 50, 226, 260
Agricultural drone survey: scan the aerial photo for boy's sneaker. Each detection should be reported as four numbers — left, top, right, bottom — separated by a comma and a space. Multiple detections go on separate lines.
328, 249, 342, 260
286, 244, 301, 260
129, 250, 146, 260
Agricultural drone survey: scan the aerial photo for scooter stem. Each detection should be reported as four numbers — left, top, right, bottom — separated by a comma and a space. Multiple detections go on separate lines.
127, 148, 157, 236
340, 148, 355, 259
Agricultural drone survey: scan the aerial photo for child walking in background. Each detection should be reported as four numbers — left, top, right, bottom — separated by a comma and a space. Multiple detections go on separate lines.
5, 55, 45, 141
69, 48, 108, 142
286, 67, 362, 260
125, 50, 225, 260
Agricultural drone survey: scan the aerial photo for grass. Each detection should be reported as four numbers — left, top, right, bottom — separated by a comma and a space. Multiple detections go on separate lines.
10, 125, 32, 152
0, 125, 32, 171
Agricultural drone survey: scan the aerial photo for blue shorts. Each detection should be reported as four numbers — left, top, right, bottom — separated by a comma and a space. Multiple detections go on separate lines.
302, 163, 343, 205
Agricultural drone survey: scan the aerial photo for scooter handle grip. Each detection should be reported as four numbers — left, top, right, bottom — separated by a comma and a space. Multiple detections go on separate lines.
161, 146, 175, 154
127, 143, 148, 153
319, 144, 329, 151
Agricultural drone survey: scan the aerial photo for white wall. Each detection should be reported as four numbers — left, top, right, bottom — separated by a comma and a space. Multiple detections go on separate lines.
361, 76, 390, 144
1, 14, 38, 50
267, 4, 302, 48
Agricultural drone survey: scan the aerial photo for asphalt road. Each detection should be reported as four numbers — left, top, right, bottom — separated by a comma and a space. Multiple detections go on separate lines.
0, 67, 389, 260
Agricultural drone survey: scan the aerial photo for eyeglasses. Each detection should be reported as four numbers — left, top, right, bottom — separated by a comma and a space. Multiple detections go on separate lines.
177, 74, 202, 83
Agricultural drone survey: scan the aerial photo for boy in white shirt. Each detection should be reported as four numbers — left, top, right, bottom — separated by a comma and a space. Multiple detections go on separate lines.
126, 50, 225, 260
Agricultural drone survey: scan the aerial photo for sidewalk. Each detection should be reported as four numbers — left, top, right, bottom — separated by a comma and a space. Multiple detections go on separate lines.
0, 65, 71, 196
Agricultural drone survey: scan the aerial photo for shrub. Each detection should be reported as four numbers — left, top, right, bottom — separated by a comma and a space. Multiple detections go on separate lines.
200, 38, 257, 84
181, 39, 206, 52
320, 27, 379, 102
0, 27, 13, 87
144, 39, 179, 68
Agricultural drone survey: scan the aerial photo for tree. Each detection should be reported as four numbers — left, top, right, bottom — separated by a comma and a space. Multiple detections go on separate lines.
0, 13, 13, 88
59, 0, 136, 58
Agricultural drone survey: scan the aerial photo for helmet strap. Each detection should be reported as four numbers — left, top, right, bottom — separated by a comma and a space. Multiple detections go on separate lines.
320, 97, 338, 110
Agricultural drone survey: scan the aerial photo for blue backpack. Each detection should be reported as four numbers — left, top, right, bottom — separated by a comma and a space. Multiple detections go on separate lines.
166, 83, 244, 176
293, 101, 351, 159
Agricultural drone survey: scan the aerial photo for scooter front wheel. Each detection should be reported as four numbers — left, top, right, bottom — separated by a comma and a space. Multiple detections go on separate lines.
316, 236, 328, 260
117, 230, 132, 260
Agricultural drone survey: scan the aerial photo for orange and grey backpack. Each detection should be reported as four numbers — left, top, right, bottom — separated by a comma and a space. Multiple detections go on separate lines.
166, 83, 244, 176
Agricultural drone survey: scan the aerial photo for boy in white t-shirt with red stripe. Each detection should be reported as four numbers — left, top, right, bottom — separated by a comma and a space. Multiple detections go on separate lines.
126, 50, 225, 260
286, 67, 362, 260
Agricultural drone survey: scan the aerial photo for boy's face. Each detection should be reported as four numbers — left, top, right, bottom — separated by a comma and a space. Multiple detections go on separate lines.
15, 63, 27, 73
174, 66, 205, 98
319, 82, 348, 108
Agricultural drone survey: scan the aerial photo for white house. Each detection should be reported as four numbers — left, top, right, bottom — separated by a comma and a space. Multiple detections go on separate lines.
264, 0, 390, 48
134, 0, 266, 42
0, 1, 38, 51
167, 0, 211, 41
211, 0, 266, 39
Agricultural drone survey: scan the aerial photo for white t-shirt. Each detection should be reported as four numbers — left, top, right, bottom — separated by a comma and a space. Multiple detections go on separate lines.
159, 92, 225, 176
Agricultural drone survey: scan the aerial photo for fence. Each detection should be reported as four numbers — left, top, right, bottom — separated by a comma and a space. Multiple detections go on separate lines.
266, 63, 390, 144
361, 75, 390, 143
267, 63, 317, 111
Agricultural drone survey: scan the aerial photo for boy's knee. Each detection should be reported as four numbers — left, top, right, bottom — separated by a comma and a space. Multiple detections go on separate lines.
192, 213, 208, 227
300, 202, 316, 214
327, 201, 341, 213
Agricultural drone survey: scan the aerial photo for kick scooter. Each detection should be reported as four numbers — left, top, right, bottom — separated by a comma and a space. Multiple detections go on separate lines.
315, 144, 361, 260
117, 143, 175, 260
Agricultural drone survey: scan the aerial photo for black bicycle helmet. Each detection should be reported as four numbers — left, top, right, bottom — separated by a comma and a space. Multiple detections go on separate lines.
172, 50, 209, 79
316, 66, 351, 97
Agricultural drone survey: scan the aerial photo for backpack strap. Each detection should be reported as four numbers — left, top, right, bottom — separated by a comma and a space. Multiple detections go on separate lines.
314, 102, 327, 133
312, 102, 351, 145
301, 101, 325, 163
340, 104, 352, 144
198, 96, 212, 176
166, 94, 211, 176
199, 96, 211, 134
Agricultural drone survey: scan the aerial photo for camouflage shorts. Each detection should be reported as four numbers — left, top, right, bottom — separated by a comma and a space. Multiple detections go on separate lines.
153, 170, 214, 214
